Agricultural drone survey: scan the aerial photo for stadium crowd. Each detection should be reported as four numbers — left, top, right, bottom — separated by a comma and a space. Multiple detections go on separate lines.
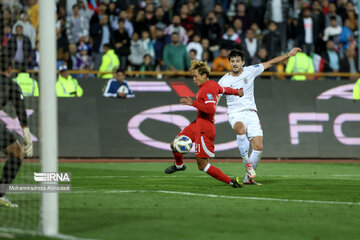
0, 0, 358, 78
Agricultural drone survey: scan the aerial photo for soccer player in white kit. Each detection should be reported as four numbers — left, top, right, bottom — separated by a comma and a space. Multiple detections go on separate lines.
219, 48, 301, 185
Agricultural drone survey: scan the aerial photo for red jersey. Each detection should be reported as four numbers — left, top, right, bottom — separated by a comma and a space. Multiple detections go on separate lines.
192, 80, 239, 123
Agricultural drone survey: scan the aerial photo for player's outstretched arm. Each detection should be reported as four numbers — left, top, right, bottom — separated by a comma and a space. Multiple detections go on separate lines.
181, 96, 216, 114
223, 87, 244, 97
262, 47, 302, 70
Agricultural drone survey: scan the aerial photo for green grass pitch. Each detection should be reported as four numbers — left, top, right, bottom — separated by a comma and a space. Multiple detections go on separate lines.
1, 161, 360, 240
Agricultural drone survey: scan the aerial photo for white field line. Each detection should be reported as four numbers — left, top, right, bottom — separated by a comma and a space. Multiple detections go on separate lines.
0, 227, 97, 240
70, 190, 360, 206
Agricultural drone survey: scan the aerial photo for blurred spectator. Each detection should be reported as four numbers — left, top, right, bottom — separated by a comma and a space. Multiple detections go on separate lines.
336, 0, 348, 22
163, 32, 190, 72
89, 14, 112, 70
339, 18, 354, 51
12, 11, 36, 49
325, 3, 342, 28
203, 11, 222, 49
98, 44, 120, 79
113, 18, 131, 71
248, 0, 265, 29
311, 0, 326, 52
133, 10, 147, 35
212, 48, 230, 71
0, 9, 14, 38
27, 0, 39, 31
253, 47, 270, 66
140, 54, 156, 78
285, 52, 314, 80
242, 29, 260, 65
213, 3, 227, 30
188, 49, 197, 61
201, 50, 212, 68
199, 0, 216, 16
250, 23, 263, 43
1, 25, 12, 50
140, 30, 155, 61
321, 0, 330, 14
154, 27, 166, 67
112, 10, 134, 38
32, 41, 40, 70
144, 3, 156, 26
128, 32, 146, 70
107, 1, 118, 28
192, 14, 204, 37
153, 7, 170, 26
201, 38, 214, 62
103, 68, 134, 99
221, 27, 241, 50
78, 0, 93, 22
232, 18, 245, 39
56, 65, 83, 97
66, 3, 89, 44
297, 8, 316, 55
233, 3, 251, 32
262, 21, 282, 59
77, 45, 93, 71
56, 27, 69, 69
186, 34, 203, 60
345, 2, 358, 31
67, 43, 78, 70
179, 3, 194, 36
13, 65, 39, 97
323, 16, 342, 44
7, 25, 32, 70
264, 0, 290, 53
322, 40, 340, 73
90, 2, 107, 24
340, 45, 358, 78
164, 15, 188, 45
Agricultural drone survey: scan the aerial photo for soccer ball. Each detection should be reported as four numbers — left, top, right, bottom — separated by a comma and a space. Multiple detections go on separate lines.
174, 135, 193, 154
117, 85, 129, 94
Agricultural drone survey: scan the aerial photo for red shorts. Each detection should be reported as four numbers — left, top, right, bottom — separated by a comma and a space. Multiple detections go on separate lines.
177, 119, 215, 158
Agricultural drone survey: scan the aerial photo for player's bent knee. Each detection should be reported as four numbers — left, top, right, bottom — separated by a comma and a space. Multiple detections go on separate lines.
233, 122, 246, 135
252, 144, 263, 151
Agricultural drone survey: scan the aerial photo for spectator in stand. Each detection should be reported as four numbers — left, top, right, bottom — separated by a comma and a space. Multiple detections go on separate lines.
140, 54, 156, 78
311, 0, 326, 53
107, 1, 118, 30
90, 14, 112, 70
322, 39, 340, 74
56, 27, 69, 69
78, 0, 93, 22
164, 15, 188, 45
7, 25, 32, 70
0, 9, 14, 38
248, 0, 265, 29
179, 3, 194, 37
213, 3, 227, 30
113, 18, 131, 71
336, 0, 348, 22
242, 29, 260, 65
339, 18, 354, 51
250, 23, 263, 43
90, 2, 107, 24
345, 2, 358, 31
76, 45, 93, 72
144, 4, 156, 26
233, 3, 251, 32
103, 68, 134, 99
154, 27, 166, 69
325, 3, 342, 28
202, 11, 222, 55
201, 50, 212, 68
67, 43, 78, 70
66, 3, 89, 44
212, 48, 231, 71
128, 32, 146, 70
192, 14, 204, 37
262, 21, 282, 59
77, 30, 91, 53
323, 16, 342, 45
140, 30, 155, 61
340, 45, 358, 80
133, 10, 147, 35
253, 47, 270, 66
12, 11, 36, 49
221, 27, 241, 50
186, 34, 203, 61
232, 18, 245, 40
1, 25, 12, 51
201, 38, 214, 62
154, 7, 170, 27
297, 7, 316, 55
264, 0, 290, 53
98, 43, 120, 79
188, 49, 197, 61
56, 65, 83, 97
112, 10, 134, 38
163, 32, 190, 72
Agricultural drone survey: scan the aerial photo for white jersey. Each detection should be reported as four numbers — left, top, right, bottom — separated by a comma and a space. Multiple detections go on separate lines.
218, 64, 264, 114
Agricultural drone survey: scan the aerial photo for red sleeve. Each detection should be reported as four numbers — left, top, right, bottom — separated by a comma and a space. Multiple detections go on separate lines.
192, 101, 216, 114
222, 87, 240, 96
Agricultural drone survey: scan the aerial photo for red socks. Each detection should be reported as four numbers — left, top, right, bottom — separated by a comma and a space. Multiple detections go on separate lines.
206, 165, 231, 184
172, 151, 184, 166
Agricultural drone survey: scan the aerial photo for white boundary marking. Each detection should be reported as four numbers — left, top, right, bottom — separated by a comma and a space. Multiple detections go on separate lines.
71, 190, 360, 206
0, 227, 97, 240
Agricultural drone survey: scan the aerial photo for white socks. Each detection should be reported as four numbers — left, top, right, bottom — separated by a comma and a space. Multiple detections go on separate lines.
236, 134, 250, 162
244, 150, 262, 182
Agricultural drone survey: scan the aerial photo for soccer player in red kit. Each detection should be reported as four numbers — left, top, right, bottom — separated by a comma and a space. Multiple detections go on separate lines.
164, 60, 244, 188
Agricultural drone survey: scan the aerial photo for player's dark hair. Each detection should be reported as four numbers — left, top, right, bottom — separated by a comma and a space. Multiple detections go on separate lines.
114, 67, 125, 75
0, 53, 12, 72
228, 49, 245, 61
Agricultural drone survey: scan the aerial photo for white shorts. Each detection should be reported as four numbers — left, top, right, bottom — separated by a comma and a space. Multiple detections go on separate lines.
228, 110, 263, 139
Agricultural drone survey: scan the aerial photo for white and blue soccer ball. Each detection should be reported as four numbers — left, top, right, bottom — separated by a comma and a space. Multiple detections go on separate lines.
117, 85, 129, 94
174, 135, 193, 154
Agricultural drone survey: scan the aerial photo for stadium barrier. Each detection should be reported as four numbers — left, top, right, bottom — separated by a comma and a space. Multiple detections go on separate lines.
1, 77, 359, 158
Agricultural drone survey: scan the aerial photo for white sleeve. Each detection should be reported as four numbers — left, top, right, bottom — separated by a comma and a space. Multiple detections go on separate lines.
103, 80, 117, 98
249, 64, 264, 78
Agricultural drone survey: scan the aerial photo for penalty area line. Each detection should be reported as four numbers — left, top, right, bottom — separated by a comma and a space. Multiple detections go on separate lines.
71, 190, 360, 206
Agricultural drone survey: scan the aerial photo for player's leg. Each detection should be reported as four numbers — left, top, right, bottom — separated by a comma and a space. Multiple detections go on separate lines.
195, 131, 241, 188
165, 122, 195, 174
